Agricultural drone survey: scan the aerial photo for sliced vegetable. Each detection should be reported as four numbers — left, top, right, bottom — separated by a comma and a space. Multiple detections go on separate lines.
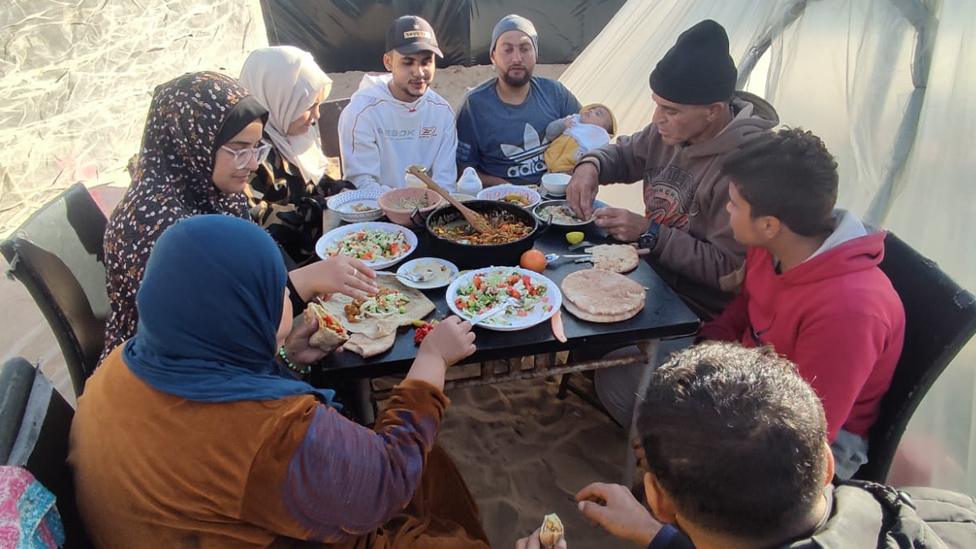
551, 310, 566, 343
327, 228, 410, 262
455, 268, 548, 327
413, 320, 438, 345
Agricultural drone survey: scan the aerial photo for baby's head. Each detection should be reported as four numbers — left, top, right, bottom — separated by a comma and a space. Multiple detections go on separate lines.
580, 103, 616, 135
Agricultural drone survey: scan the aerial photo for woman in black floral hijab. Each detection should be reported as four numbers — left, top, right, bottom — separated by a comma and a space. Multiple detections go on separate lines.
102, 72, 378, 364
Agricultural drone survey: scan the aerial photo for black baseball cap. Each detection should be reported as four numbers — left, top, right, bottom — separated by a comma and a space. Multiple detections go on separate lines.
385, 15, 443, 57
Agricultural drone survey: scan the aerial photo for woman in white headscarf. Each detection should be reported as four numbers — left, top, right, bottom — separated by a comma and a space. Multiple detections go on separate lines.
241, 46, 352, 263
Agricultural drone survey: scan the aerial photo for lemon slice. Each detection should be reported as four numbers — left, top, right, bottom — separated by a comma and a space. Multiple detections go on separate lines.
566, 231, 585, 245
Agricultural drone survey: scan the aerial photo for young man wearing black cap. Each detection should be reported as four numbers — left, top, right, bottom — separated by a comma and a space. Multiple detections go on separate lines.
456, 14, 581, 186
567, 19, 779, 318
338, 15, 458, 191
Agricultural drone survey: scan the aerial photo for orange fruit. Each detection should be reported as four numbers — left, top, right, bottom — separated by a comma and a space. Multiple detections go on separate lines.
520, 249, 547, 273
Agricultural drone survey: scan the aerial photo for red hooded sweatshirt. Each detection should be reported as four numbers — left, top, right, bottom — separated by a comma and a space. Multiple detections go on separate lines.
699, 220, 905, 441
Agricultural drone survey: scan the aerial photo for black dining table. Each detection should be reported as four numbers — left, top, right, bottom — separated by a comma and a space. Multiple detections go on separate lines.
310, 217, 701, 387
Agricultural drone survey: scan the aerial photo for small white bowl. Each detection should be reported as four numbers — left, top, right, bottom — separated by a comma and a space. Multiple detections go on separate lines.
476, 185, 541, 208
541, 173, 571, 197
327, 189, 385, 223
395, 257, 459, 289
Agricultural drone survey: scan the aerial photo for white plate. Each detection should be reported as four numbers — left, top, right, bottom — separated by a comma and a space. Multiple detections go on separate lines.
446, 267, 562, 331
327, 189, 385, 222
315, 221, 417, 269
395, 257, 459, 289
476, 185, 542, 208
541, 188, 566, 198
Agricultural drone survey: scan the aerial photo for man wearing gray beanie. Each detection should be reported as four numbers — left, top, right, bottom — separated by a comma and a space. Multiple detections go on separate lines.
565, 20, 780, 427
456, 14, 581, 186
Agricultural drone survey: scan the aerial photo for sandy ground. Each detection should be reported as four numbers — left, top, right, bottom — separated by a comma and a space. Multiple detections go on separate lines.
1, 63, 633, 546
440, 378, 629, 548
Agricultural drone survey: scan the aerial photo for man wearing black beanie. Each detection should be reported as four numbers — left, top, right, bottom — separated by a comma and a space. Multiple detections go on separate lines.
565, 20, 779, 428
567, 19, 778, 318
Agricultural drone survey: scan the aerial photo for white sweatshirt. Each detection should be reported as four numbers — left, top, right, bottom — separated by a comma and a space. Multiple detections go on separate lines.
338, 74, 458, 191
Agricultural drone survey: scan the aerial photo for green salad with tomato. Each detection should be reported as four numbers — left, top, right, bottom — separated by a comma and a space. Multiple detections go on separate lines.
326, 228, 409, 262
454, 269, 551, 325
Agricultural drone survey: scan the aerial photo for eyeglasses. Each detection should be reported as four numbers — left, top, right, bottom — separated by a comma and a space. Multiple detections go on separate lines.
220, 140, 272, 169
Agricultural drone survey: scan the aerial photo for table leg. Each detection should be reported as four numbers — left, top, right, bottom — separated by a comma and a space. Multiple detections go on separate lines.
351, 378, 375, 425
624, 339, 658, 486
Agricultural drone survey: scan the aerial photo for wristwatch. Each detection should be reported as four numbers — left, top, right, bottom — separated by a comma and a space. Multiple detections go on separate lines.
638, 221, 660, 251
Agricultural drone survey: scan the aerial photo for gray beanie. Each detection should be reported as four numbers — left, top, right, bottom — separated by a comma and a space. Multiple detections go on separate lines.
490, 14, 538, 55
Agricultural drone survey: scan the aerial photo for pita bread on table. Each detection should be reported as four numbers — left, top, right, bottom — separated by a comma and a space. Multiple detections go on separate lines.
560, 269, 646, 323
305, 302, 349, 351
343, 331, 398, 358
584, 244, 640, 273
320, 279, 434, 357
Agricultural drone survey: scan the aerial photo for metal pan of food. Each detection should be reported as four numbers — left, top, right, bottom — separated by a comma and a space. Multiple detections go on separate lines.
412, 200, 546, 269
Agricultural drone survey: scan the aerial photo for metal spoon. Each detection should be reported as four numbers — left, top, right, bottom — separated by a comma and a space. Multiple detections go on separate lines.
376, 270, 434, 283
470, 298, 519, 326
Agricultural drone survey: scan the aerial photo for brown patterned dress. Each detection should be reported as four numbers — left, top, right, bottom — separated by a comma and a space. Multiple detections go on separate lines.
101, 72, 259, 361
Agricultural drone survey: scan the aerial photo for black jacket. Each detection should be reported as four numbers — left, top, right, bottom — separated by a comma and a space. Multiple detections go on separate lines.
650, 481, 976, 549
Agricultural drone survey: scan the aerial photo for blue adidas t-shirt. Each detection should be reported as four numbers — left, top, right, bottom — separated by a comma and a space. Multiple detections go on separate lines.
456, 77, 581, 184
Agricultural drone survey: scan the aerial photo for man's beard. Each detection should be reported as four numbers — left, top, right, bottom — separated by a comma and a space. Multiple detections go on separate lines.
500, 66, 531, 87
397, 80, 427, 99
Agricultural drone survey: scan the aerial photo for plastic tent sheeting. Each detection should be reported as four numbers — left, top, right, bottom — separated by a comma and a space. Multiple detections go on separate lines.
0, 0, 269, 237
562, 0, 976, 494
259, 0, 626, 72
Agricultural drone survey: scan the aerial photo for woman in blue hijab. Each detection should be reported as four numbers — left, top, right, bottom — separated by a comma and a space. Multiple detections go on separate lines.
69, 215, 489, 548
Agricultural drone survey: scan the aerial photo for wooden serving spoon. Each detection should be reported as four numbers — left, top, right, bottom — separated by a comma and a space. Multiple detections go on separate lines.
406, 166, 492, 234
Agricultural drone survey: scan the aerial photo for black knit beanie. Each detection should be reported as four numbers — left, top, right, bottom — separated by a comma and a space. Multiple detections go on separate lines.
649, 20, 737, 105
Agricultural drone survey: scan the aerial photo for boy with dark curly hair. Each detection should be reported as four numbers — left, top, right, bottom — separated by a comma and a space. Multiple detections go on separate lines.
699, 127, 905, 478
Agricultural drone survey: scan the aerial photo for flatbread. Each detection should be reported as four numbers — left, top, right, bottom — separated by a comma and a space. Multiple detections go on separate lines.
304, 302, 349, 351
560, 269, 645, 322
321, 279, 435, 334
563, 299, 643, 323
343, 331, 397, 358
585, 244, 639, 273
320, 278, 435, 358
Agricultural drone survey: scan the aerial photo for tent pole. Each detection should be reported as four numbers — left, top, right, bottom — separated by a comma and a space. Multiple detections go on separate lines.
865, 0, 938, 225
736, 0, 809, 89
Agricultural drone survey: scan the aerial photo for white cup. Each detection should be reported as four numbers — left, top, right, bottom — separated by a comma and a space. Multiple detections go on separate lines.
404, 174, 425, 188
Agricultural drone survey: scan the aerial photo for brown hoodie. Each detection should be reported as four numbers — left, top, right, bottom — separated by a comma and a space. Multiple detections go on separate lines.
579, 91, 778, 317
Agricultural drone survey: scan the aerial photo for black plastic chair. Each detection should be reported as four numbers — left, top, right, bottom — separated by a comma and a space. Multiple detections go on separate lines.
854, 232, 976, 482
0, 357, 91, 547
1, 183, 109, 396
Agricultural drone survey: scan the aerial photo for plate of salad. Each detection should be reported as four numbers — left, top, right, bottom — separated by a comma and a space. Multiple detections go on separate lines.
315, 221, 417, 269
446, 267, 562, 331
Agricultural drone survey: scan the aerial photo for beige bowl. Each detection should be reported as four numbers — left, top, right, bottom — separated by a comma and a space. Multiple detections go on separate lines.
379, 188, 444, 227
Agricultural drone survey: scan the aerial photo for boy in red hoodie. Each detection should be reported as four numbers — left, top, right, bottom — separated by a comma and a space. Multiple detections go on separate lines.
699, 127, 905, 478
